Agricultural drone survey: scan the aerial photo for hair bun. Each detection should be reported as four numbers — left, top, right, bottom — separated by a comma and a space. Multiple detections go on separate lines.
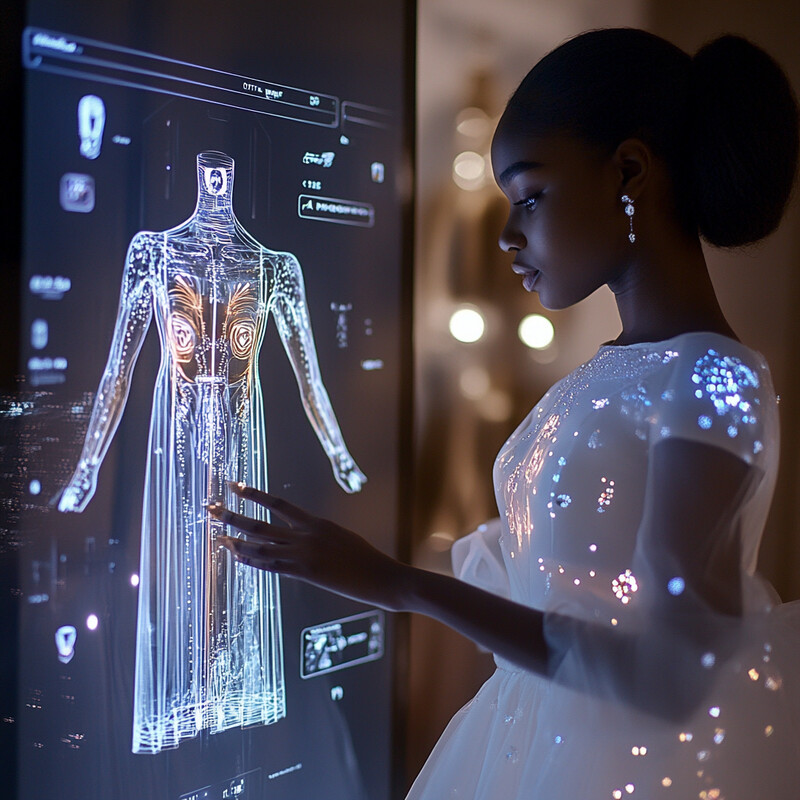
690, 35, 799, 247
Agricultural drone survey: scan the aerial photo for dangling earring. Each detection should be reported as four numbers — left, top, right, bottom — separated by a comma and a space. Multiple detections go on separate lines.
621, 195, 636, 243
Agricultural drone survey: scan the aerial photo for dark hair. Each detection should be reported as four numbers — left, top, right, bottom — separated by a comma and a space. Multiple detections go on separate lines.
503, 28, 799, 247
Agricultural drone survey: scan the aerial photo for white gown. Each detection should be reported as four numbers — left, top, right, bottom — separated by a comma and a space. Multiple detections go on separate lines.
408, 332, 800, 799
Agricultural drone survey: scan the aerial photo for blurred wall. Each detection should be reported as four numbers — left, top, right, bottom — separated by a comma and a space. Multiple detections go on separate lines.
407, 0, 800, 790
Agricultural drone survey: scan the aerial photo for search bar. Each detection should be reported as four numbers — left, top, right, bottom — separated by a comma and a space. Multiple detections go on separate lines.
23, 27, 340, 127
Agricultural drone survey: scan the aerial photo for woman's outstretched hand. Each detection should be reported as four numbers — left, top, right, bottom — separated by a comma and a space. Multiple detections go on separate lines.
208, 483, 409, 611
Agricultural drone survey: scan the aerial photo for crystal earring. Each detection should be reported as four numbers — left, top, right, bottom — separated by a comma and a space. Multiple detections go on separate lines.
621, 195, 635, 243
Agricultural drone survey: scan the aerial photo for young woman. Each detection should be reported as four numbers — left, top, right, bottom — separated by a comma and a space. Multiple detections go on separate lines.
209, 28, 800, 799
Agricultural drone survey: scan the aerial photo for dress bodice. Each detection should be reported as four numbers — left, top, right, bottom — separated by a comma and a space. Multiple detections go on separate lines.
491, 332, 778, 620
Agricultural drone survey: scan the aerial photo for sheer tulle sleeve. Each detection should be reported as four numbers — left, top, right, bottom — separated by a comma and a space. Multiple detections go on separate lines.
650, 339, 774, 467
451, 518, 510, 599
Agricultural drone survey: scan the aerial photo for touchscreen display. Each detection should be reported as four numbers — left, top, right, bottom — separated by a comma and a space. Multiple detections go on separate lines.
3, 2, 413, 798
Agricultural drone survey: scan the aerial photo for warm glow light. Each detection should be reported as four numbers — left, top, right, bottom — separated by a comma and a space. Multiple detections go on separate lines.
452, 151, 486, 190
449, 307, 485, 343
456, 107, 491, 139
86, 614, 99, 631
518, 314, 555, 349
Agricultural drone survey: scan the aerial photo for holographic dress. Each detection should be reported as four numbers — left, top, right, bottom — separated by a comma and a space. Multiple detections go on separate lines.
408, 332, 800, 799
61, 151, 365, 755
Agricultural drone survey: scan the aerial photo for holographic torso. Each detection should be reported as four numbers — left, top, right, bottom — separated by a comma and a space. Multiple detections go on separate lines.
408, 332, 800, 799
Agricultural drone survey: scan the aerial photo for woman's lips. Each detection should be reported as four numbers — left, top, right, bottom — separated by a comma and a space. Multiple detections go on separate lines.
512, 263, 541, 291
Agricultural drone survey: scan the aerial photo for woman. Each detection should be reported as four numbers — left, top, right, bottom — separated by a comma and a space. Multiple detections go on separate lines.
210, 28, 800, 798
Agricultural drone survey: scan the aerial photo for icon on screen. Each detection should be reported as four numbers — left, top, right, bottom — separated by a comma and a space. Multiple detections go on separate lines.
77, 94, 106, 160
203, 166, 227, 195
60, 173, 95, 213
302, 151, 335, 167
55, 625, 77, 664
371, 162, 385, 183
31, 318, 49, 349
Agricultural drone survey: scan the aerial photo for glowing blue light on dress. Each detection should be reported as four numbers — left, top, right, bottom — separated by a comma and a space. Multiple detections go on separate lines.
667, 577, 685, 596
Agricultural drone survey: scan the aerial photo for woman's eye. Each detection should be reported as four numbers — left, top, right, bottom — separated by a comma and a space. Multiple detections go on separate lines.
515, 193, 541, 212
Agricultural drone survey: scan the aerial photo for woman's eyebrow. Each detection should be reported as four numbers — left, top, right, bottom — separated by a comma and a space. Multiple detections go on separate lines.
497, 160, 544, 186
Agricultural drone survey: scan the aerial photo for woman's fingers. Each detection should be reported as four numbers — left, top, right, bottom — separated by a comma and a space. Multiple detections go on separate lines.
218, 536, 292, 573
207, 504, 292, 541
226, 482, 316, 526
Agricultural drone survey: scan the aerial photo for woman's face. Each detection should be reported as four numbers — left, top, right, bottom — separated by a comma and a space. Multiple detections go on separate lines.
491, 120, 630, 310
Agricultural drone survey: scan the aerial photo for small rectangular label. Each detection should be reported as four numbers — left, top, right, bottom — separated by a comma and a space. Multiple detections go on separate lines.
298, 194, 374, 227
179, 769, 261, 800
300, 610, 384, 679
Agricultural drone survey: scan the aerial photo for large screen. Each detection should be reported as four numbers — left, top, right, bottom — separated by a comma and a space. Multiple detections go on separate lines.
2, 2, 414, 798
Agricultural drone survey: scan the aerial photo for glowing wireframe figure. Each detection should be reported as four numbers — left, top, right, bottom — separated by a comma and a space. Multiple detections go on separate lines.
59, 151, 366, 754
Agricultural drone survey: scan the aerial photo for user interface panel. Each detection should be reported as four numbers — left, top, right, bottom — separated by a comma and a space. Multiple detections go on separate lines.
4, 2, 412, 798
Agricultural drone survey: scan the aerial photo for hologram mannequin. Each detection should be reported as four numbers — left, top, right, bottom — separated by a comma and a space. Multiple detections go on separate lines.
59, 150, 366, 753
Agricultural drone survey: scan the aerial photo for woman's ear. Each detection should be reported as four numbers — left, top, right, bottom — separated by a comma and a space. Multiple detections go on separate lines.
613, 138, 652, 199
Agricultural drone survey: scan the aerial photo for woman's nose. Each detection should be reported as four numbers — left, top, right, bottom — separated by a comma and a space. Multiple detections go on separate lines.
498, 215, 526, 253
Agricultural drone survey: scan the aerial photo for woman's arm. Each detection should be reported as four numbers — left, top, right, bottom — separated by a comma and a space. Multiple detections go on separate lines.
211, 437, 756, 716
210, 486, 551, 674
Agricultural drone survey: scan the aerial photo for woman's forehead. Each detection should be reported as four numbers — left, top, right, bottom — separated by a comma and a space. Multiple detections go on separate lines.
491, 128, 607, 183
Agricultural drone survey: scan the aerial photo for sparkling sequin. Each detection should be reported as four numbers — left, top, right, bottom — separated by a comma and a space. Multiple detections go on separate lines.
692, 350, 760, 439
612, 569, 638, 604
597, 478, 615, 512
556, 494, 572, 508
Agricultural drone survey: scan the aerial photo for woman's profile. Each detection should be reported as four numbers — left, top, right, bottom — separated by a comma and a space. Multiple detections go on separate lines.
210, 29, 800, 798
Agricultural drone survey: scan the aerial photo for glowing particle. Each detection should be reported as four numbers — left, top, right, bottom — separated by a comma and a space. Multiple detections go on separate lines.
667, 577, 685, 596
701, 652, 716, 668
765, 725, 774, 737
708, 706, 720, 718
625, 784, 635, 794
130, 574, 140, 588
698, 415, 712, 430
661, 777, 672, 787
29, 479, 42, 495
86, 614, 99, 631
748, 668, 760, 681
